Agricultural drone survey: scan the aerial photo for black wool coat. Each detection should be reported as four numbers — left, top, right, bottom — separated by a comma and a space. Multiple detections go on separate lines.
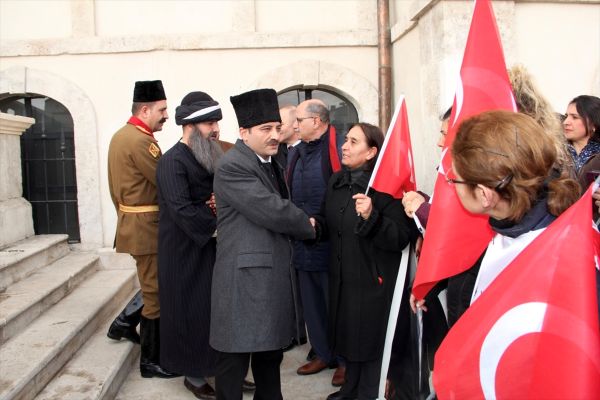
156, 142, 218, 377
320, 168, 417, 362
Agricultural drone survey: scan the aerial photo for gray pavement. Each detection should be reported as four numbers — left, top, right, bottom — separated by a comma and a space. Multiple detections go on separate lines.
116, 343, 336, 400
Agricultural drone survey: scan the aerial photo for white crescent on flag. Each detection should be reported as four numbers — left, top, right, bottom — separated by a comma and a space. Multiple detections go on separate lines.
479, 302, 546, 399
480, 301, 600, 398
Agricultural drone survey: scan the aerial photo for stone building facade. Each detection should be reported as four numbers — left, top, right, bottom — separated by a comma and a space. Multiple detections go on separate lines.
0, 0, 598, 248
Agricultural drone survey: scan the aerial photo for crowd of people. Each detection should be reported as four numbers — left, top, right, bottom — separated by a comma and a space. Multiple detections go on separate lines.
105, 75, 600, 400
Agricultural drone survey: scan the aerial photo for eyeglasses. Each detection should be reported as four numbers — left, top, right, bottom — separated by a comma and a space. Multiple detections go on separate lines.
445, 166, 513, 191
493, 174, 513, 191
296, 116, 318, 123
445, 166, 476, 186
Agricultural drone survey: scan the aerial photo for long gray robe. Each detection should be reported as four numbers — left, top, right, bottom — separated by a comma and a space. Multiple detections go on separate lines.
157, 142, 217, 376
210, 139, 315, 353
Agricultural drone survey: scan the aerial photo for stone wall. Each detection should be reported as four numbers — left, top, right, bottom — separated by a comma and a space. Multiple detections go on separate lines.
0, 0, 598, 246
390, 0, 600, 193
0, 113, 34, 248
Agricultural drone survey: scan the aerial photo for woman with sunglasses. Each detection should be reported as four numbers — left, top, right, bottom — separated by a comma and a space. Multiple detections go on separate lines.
450, 110, 579, 303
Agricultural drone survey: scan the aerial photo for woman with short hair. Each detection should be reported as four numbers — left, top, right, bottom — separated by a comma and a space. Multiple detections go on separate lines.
450, 110, 580, 303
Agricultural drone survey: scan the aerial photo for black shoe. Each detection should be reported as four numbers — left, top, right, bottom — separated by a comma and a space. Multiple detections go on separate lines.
242, 379, 256, 392
140, 362, 181, 379
107, 290, 143, 344
139, 316, 181, 379
184, 378, 216, 400
306, 347, 316, 361
326, 390, 347, 400
107, 320, 140, 344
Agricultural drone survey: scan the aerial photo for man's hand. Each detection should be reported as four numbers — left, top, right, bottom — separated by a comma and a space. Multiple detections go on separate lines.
206, 192, 217, 216
409, 293, 427, 313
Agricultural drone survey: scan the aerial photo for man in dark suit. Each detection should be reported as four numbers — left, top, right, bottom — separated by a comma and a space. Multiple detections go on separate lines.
156, 91, 224, 399
210, 88, 316, 400
289, 99, 345, 386
273, 105, 300, 168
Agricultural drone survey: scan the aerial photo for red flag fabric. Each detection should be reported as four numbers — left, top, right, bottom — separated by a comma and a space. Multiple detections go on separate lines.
368, 96, 416, 198
412, 0, 516, 299
433, 185, 600, 399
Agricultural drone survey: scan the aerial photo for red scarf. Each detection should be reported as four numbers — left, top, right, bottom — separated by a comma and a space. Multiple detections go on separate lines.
127, 116, 154, 139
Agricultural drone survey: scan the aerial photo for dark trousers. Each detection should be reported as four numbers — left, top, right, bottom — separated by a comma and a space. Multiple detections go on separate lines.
297, 270, 331, 363
339, 358, 382, 400
215, 350, 283, 400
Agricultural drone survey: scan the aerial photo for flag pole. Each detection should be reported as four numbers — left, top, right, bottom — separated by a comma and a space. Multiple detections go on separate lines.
377, 244, 410, 399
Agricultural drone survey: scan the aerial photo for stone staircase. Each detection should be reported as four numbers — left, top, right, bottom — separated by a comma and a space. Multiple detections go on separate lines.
0, 235, 337, 400
0, 234, 139, 400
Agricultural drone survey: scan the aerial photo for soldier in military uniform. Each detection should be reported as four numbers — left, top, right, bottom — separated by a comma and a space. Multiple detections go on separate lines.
106, 80, 178, 379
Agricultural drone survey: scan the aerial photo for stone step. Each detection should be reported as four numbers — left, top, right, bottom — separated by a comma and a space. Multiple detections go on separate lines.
35, 292, 140, 400
0, 252, 99, 345
0, 268, 137, 400
0, 235, 70, 292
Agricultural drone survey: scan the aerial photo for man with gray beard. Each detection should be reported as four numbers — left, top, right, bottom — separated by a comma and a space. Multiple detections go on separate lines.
156, 91, 233, 399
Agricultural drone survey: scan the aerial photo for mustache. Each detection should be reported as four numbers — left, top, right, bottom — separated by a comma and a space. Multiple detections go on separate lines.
159, 118, 167, 124
267, 139, 279, 146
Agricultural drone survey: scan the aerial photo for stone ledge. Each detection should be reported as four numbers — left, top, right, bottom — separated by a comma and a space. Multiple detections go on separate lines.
0, 30, 378, 57
0, 112, 35, 136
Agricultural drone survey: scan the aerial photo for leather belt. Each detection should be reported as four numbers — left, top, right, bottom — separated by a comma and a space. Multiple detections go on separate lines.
118, 204, 159, 213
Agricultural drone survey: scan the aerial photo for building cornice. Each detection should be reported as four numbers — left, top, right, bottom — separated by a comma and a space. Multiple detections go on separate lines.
0, 31, 378, 57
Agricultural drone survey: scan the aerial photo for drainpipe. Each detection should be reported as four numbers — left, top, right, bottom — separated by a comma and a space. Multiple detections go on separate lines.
377, 0, 392, 131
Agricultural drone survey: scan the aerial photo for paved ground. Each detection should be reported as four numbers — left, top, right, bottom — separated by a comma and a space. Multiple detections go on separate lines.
116, 343, 337, 399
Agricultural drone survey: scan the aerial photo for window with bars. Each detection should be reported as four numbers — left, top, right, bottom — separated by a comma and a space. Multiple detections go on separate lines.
0, 95, 80, 243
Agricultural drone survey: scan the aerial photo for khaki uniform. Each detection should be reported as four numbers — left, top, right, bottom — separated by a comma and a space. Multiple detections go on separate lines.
108, 123, 162, 318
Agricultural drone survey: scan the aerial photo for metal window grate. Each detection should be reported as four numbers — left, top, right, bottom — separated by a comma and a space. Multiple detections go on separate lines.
1, 95, 81, 243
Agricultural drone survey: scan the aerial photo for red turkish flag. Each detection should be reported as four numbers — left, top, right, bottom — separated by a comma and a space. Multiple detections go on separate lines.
433, 185, 600, 399
412, 0, 516, 299
368, 96, 416, 198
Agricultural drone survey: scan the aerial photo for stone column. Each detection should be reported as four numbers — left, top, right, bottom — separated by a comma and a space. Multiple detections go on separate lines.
0, 112, 35, 248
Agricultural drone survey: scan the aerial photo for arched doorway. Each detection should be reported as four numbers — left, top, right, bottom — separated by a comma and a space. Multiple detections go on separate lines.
277, 87, 359, 137
0, 95, 80, 242
0, 66, 102, 248
251, 60, 378, 125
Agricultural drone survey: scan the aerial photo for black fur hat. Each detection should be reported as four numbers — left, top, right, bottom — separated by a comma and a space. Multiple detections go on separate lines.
230, 88, 281, 128
133, 80, 166, 102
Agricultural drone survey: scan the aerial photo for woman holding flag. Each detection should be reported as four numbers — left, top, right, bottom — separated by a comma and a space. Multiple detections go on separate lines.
314, 122, 418, 400
432, 108, 600, 400
449, 110, 579, 303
